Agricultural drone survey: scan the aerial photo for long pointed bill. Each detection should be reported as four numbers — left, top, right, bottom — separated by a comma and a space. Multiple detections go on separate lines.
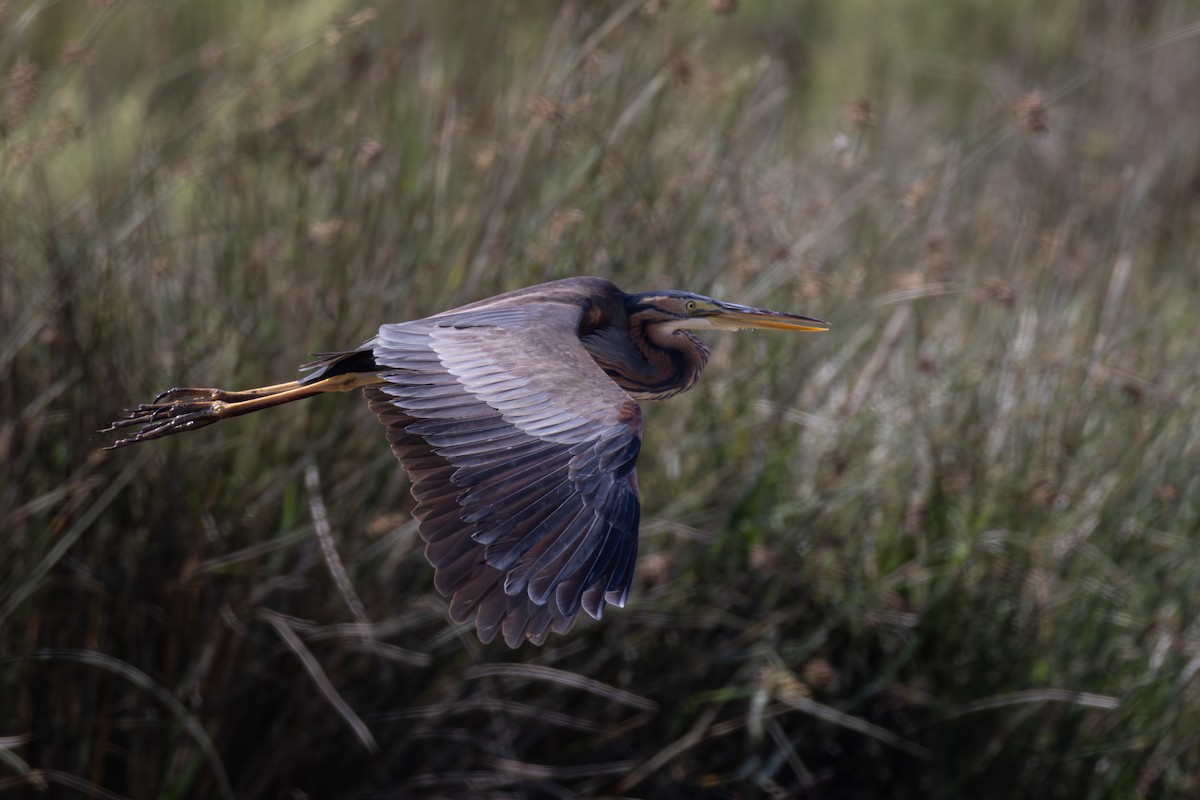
707, 302, 830, 332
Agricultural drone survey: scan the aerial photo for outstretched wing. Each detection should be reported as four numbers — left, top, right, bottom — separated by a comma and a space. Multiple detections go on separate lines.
363, 300, 643, 647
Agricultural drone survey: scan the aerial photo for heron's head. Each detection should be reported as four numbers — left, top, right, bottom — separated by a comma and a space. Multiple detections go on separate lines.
626, 290, 830, 334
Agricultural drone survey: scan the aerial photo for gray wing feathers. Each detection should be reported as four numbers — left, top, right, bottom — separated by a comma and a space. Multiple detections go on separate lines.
364, 301, 642, 647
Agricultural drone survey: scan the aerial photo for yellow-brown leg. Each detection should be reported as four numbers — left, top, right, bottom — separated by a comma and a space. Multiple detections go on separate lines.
150, 381, 305, 404
103, 373, 386, 449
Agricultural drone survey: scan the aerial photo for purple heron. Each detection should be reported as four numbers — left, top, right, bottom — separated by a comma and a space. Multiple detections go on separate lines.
104, 277, 829, 647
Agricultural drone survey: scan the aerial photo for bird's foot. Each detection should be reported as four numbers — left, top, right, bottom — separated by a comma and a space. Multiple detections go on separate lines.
101, 392, 230, 449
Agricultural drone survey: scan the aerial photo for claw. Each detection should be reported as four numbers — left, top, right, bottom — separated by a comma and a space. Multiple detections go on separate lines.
101, 396, 227, 448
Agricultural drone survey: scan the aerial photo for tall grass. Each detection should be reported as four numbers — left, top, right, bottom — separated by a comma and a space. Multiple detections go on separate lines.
3, 0, 1200, 796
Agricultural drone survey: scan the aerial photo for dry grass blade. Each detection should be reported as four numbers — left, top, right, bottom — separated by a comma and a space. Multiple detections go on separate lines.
607, 70, 668, 148
4, 650, 232, 800
258, 609, 379, 754
376, 697, 635, 733
744, 169, 886, 304
488, 756, 639, 780
1091, 252, 1134, 374
465, 663, 657, 711
945, 689, 1121, 718
0, 775, 41, 793
766, 718, 815, 790
342, 638, 432, 668
304, 462, 372, 631
572, 0, 645, 78
776, 693, 933, 760
15, 769, 132, 800
0, 456, 142, 627
0, 311, 47, 372
198, 530, 312, 573
0, 735, 32, 779
0, 734, 30, 751
708, 702, 790, 739
842, 304, 911, 420
615, 705, 719, 793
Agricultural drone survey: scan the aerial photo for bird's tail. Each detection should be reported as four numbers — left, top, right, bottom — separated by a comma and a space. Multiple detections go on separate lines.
298, 347, 380, 385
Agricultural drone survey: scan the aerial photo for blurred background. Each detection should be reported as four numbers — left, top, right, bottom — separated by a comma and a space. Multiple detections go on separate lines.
3, 0, 1200, 797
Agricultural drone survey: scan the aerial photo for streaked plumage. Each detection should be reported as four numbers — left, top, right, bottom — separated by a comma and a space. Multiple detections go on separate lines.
104, 277, 828, 647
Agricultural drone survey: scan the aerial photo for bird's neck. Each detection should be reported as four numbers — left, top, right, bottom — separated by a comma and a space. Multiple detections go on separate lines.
582, 317, 710, 401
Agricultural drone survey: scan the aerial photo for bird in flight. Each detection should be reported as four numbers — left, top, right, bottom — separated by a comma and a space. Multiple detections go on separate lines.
105, 277, 828, 647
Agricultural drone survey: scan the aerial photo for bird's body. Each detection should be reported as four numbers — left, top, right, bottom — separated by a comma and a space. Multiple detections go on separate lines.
305, 277, 709, 401
105, 277, 828, 647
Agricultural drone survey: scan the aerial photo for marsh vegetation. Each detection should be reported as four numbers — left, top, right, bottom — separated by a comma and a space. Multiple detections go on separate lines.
3, 0, 1200, 796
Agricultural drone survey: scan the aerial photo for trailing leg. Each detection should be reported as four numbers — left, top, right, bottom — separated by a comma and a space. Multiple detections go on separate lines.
102, 372, 386, 449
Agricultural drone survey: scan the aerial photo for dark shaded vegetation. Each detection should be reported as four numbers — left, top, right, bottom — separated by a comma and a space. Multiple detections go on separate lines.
3, 0, 1200, 796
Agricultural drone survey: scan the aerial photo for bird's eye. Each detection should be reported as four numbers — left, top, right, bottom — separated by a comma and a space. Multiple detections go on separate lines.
685, 300, 697, 312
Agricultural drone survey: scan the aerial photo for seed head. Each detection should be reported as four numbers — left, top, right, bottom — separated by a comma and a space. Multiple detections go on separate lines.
356, 137, 384, 169
846, 97, 873, 130
1015, 91, 1048, 133
5, 57, 38, 131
